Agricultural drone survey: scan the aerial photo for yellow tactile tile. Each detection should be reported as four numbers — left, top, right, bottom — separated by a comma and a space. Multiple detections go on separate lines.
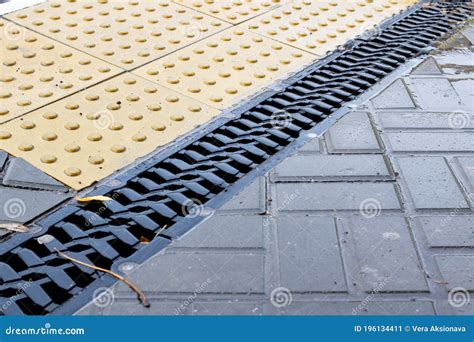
0, 74, 220, 189
6, 0, 231, 70
173, 0, 286, 24
239, 0, 416, 56
0, 19, 121, 124
133, 27, 315, 109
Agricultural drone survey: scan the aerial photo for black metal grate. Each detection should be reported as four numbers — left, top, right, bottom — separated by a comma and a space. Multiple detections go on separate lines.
0, 2, 472, 315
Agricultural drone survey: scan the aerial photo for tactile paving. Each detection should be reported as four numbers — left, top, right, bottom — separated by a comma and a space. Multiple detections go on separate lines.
240, 0, 417, 56
134, 27, 315, 109
5, 0, 230, 70
173, 0, 285, 24
0, 74, 220, 189
0, 19, 121, 124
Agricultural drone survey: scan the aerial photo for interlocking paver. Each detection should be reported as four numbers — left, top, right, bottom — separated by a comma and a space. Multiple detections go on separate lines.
325, 112, 382, 153
274, 183, 401, 211
345, 216, 429, 293
418, 216, 474, 248
378, 112, 474, 129
386, 132, 474, 153
265, 301, 435, 315
6, 0, 230, 70
192, 301, 262, 315
436, 255, 474, 291
272, 154, 392, 181
397, 157, 469, 210
3, 157, 66, 190
113, 252, 264, 294
77, 299, 193, 316
454, 157, 474, 192
0, 186, 67, 223
410, 78, 466, 110
299, 137, 322, 153
219, 177, 265, 213
372, 79, 416, 109
411, 57, 442, 75
0, 151, 7, 169
277, 216, 346, 292
171, 215, 264, 248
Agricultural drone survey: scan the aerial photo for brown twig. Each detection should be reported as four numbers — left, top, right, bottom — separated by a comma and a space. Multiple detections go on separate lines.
55, 249, 150, 308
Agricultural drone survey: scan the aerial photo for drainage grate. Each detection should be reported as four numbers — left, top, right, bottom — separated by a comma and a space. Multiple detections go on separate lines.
0, 2, 471, 315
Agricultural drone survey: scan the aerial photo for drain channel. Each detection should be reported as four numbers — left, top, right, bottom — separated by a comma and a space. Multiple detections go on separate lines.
0, 2, 471, 315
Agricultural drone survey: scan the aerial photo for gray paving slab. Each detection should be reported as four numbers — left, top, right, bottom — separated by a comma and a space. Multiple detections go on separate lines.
378, 112, 474, 129
3, 158, 67, 190
411, 57, 442, 75
0, 151, 7, 170
192, 301, 262, 315
77, 299, 192, 316
372, 79, 416, 109
171, 215, 264, 249
454, 156, 474, 191
418, 216, 474, 248
276, 216, 346, 293
325, 112, 382, 153
0, 187, 68, 223
265, 301, 435, 315
410, 78, 465, 110
344, 216, 429, 293
219, 177, 265, 213
272, 154, 392, 182
397, 157, 469, 210
451, 79, 474, 108
461, 25, 474, 45
114, 252, 265, 294
386, 132, 474, 152
274, 183, 401, 211
299, 137, 322, 153
436, 255, 474, 291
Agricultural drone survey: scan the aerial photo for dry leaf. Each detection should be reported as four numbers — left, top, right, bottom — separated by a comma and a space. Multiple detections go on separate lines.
139, 236, 150, 244
76, 195, 113, 203
0, 223, 28, 233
